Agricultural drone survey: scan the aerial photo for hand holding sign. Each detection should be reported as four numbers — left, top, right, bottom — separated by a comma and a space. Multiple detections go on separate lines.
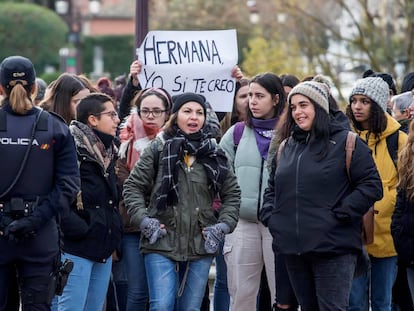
136, 30, 238, 112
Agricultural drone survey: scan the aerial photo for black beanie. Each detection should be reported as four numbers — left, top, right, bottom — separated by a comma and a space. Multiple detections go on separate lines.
172, 92, 207, 114
401, 72, 414, 93
363, 69, 397, 95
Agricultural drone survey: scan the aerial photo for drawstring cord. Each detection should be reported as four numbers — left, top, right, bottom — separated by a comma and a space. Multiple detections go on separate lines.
177, 261, 190, 297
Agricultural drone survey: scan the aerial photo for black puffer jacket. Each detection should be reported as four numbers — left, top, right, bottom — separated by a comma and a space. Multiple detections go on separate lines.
263, 124, 383, 255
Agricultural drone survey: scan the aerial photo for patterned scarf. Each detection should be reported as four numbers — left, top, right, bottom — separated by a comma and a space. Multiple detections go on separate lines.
69, 120, 117, 172
155, 126, 228, 210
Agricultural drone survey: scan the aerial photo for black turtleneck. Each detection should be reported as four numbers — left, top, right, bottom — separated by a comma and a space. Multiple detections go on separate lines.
93, 129, 114, 149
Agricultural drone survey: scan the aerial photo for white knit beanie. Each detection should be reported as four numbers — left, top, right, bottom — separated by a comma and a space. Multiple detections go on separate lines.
349, 77, 389, 112
288, 81, 330, 113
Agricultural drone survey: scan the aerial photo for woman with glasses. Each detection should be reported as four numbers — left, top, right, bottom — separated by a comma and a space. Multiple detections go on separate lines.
116, 87, 172, 311
56, 93, 123, 311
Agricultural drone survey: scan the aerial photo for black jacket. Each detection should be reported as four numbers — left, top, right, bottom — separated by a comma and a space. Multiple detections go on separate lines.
391, 189, 414, 267
60, 144, 123, 263
263, 124, 383, 255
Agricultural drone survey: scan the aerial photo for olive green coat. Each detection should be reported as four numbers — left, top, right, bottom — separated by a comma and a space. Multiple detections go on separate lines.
123, 137, 240, 261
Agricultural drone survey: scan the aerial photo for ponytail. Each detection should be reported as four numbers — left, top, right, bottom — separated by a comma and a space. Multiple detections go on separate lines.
8, 84, 33, 115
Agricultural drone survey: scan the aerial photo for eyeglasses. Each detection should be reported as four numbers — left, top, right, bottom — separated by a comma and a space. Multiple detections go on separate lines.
94, 111, 118, 120
139, 108, 167, 118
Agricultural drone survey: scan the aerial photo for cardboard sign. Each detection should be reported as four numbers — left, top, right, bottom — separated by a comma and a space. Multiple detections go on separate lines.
137, 29, 238, 112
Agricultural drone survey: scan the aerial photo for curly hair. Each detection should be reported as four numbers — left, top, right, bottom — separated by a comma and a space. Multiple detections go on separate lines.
397, 119, 414, 200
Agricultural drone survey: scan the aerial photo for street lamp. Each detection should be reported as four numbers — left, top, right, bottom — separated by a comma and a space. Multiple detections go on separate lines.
135, 0, 149, 59
55, 0, 101, 74
246, 0, 259, 24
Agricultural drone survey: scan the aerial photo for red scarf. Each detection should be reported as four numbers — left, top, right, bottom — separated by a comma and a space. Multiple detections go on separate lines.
119, 112, 160, 170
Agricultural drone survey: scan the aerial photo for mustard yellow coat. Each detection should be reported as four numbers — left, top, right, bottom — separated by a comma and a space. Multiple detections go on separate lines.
357, 114, 407, 258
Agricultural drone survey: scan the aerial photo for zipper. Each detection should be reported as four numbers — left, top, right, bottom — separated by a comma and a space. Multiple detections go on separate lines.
295, 148, 305, 255
256, 157, 265, 221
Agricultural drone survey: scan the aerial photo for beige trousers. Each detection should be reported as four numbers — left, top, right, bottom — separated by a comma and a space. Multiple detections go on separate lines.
224, 219, 275, 311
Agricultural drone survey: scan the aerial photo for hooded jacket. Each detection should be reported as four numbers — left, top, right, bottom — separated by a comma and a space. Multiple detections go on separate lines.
357, 114, 407, 257
264, 122, 383, 255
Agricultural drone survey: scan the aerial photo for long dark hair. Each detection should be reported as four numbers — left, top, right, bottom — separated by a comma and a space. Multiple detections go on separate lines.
40, 73, 87, 124
245, 73, 286, 128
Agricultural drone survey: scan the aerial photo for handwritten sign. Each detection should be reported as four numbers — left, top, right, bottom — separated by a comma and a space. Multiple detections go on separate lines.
137, 30, 238, 112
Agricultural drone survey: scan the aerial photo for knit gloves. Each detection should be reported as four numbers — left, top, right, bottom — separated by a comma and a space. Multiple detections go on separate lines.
203, 223, 230, 254
140, 217, 167, 244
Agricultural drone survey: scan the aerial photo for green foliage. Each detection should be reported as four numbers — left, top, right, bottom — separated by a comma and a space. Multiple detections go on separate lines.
0, 2, 67, 74
242, 35, 308, 79
82, 35, 135, 78
39, 71, 61, 85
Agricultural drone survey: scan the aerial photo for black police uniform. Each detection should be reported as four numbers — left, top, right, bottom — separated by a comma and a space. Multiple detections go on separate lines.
0, 102, 80, 310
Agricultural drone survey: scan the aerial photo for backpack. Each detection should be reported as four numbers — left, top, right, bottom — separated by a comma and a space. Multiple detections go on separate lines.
385, 130, 399, 170
345, 132, 376, 245
344, 131, 400, 244
233, 121, 245, 152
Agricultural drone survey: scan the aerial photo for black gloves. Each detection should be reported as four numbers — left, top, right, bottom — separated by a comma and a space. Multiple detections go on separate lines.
203, 223, 230, 254
4, 215, 46, 243
140, 217, 167, 244
0, 215, 13, 234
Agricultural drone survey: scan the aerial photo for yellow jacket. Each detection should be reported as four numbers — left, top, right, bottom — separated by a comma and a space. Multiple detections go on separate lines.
357, 114, 407, 258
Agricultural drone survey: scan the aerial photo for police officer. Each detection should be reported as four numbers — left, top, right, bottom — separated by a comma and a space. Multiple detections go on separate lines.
0, 55, 80, 310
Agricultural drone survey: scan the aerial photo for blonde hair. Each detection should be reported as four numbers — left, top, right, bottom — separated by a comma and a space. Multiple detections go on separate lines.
397, 120, 414, 200
8, 83, 34, 115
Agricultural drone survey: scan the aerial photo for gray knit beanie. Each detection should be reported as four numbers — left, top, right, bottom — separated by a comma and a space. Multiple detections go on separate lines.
288, 81, 330, 113
349, 77, 389, 112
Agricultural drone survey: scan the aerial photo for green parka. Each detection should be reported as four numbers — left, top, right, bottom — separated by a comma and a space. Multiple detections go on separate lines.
123, 136, 240, 261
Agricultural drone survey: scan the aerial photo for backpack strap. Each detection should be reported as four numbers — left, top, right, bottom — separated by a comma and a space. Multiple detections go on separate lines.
385, 130, 399, 169
345, 131, 357, 182
233, 121, 245, 152
0, 109, 6, 131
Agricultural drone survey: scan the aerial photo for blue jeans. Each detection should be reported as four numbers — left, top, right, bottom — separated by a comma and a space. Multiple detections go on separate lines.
122, 233, 148, 311
107, 264, 128, 311
349, 255, 398, 311
349, 270, 370, 311
285, 253, 357, 311
407, 267, 414, 301
144, 253, 213, 311
214, 240, 230, 311
56, 253, 112, 311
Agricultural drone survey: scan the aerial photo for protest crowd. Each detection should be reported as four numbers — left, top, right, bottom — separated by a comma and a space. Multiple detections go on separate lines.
1, 30, 414, 311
